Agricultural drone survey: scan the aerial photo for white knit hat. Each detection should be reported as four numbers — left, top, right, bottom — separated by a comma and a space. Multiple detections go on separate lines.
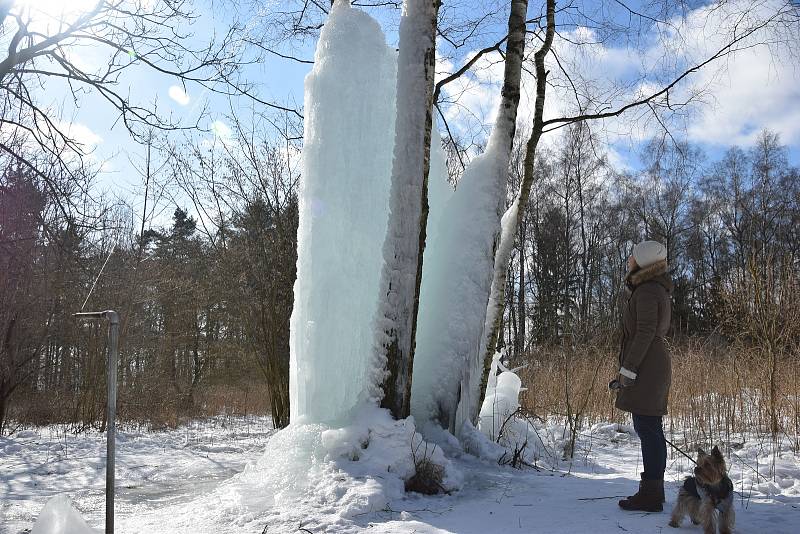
632, 240, 667, 268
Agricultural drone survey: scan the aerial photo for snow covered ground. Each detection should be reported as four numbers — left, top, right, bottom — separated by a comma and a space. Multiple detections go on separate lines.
0, 416, 275, 533
2, 416, 799, 533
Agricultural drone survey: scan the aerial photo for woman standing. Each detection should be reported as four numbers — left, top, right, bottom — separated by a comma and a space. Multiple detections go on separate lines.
612, 240, 673, 513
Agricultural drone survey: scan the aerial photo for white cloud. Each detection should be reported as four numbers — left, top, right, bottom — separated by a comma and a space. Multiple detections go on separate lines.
435, 0, 800, 158
670, 0, 800, 146
57, 121, 103, 149
168, 85, 191, 106
211, 120, 232, 139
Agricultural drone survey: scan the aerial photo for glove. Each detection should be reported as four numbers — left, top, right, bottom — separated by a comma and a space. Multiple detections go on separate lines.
609, 368, 637, 390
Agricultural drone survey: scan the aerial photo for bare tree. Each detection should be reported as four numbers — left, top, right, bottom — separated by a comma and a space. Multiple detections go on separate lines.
0, 0, 301, 204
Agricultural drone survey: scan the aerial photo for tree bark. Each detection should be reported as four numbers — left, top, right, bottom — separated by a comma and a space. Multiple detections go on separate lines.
0, 387, 8, 436
516, 233, 526, 356
375, 0, 440, 419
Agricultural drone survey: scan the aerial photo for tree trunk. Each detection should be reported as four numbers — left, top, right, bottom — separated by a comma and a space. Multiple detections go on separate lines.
516, 234, 526, 356
374, 0, 440, 419
509, 262, 518, 357
0, 388, 8, 436
476, 0, 555, 420
437, 0, 534, 431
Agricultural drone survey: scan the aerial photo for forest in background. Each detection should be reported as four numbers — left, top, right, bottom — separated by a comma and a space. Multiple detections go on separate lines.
2, 0, 799, 457
3, 116, 798, 444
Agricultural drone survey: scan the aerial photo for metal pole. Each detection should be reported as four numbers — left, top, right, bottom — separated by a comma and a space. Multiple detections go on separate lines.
105, 311, 119, 534
74, 310, 119, 534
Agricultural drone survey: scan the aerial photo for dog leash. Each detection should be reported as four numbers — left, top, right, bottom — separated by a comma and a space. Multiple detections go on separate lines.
664, 437, 697, 465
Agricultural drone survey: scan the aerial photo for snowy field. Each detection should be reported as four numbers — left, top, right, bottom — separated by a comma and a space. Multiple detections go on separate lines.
2, 416, 799, 533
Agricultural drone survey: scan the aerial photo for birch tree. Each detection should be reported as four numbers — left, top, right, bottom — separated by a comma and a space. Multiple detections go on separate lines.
373, 0, 441, 419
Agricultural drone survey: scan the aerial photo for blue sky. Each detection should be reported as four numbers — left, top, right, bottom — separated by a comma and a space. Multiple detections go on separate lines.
13, 0, 799, 213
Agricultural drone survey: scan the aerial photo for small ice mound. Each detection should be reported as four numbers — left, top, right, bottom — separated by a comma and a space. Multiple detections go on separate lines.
475, 352, 545, 465
31, 495, 98, 534
478, 354, 522, 441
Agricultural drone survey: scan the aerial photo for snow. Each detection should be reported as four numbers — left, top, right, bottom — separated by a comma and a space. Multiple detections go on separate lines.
30, 495, 97, 534
4, 416, 799, 533
0, 416, 275, 533
290, 1, 397, 424
227, 407, 461, 529
224, 407, 460, 524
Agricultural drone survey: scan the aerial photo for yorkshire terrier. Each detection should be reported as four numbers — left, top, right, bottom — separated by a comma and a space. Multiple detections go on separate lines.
669, 446, 735, 534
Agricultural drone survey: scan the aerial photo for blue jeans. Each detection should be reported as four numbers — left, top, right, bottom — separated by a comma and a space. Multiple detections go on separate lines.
633, 414, 666, 480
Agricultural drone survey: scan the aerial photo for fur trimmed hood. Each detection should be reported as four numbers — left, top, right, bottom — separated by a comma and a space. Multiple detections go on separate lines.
625, 259, 672, 293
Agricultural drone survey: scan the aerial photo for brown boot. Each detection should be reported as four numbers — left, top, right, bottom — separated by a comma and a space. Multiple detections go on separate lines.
623, 473, 665, 503
619, 477, 663, 512
656, 480, 665, 504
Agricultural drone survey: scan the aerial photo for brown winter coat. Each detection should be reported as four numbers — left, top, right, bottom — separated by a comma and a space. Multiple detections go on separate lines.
615, 260, 673, 417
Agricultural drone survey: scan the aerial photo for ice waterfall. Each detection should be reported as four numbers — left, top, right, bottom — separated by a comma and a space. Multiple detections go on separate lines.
289, 2, 397, 424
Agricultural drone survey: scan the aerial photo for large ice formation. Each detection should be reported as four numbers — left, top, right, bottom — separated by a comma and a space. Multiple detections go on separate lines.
412, 135, 509, 432
278, 2, 461, 510
289, 1, 397, 424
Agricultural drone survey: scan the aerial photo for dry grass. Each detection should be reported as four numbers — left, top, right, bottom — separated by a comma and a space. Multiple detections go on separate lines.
405, 456, 446, 495
7, 381, 271, 432
519, 339, 800, 453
